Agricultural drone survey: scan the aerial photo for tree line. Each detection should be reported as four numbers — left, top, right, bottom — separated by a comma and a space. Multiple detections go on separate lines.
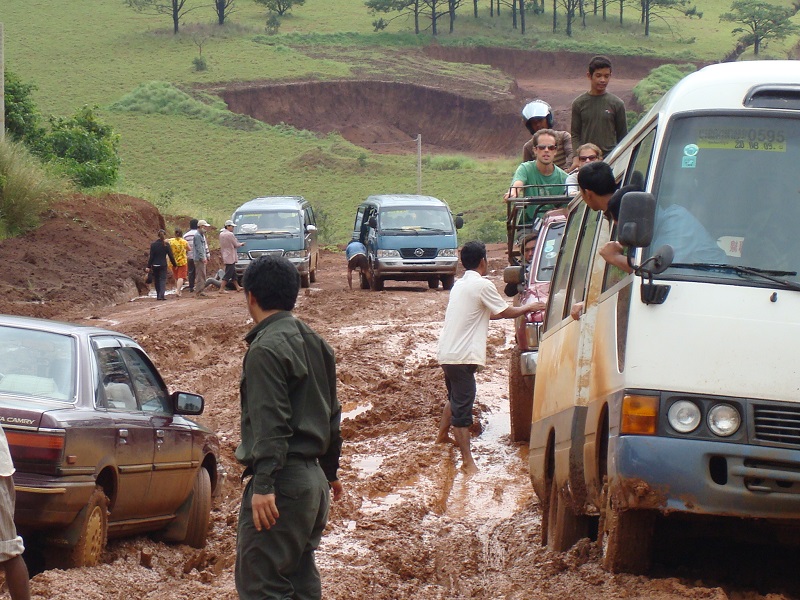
123, 0, 799, 58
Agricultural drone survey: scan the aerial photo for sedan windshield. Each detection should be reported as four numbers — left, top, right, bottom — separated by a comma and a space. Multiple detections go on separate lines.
0, 326, 76, 401
647, 114, 800, 287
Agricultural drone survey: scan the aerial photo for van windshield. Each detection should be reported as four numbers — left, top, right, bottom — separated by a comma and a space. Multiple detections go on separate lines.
378, 208, 453, 234
234, 211, 301, 234
647, 114, 800, 287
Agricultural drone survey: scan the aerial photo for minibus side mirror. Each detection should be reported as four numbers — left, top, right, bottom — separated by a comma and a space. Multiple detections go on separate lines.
368, 216, 378, 229
454, 215, 464, 229
503, 265, 524, 285
617, 192, 656, 248
305, 224, 317, 232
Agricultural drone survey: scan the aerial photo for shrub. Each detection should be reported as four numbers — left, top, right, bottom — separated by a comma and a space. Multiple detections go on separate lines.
460, 218, 505, 244
3, 70, 46, 148
633, 64, 697, 113
0, 138, 63, 238
192, 56, 208, 72
266, 14, 281, 35
427, 155, 477, 171
40, 106, 121, 188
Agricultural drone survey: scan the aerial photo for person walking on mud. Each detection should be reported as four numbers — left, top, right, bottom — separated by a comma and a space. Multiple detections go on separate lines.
146, 229, 176, 301
235, 255, 343, 599
193, 220, 213, 298
437, 241, 544, 473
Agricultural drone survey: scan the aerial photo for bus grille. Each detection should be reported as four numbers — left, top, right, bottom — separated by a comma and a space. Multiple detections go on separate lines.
754, 403, 800, 446
399, 247, 437, 259
250, 250, 284, 258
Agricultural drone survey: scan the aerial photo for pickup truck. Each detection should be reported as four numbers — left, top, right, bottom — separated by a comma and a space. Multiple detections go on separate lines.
503, 192, 569, 442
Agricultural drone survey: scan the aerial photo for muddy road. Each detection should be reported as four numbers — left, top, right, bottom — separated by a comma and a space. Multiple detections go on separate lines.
2, 247, 795, 599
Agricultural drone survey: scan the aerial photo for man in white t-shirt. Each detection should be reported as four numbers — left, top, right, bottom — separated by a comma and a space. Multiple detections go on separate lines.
436, 241, 545, 473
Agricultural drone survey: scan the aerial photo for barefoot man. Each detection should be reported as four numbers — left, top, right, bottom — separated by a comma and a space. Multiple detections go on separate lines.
436, 241, 544, 473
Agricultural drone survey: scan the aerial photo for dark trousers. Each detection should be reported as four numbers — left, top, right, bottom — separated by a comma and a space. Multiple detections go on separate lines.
235, 458, 330, 600
152, 265, 168, 300
187, 259, 196, 291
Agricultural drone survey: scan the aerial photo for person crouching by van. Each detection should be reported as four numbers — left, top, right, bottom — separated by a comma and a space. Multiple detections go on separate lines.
437, 241, 545, 473
345, 238, 370, 290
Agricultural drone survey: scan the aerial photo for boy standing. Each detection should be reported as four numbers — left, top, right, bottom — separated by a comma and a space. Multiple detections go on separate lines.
570, 55, 627, 169
0, 428, 30, 599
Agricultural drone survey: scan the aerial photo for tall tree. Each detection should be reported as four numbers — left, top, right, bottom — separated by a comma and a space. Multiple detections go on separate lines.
447, 0, 465, 32
214, 0, 236, 24
639, 0, 700, 36
720, 0, 798, 55
254, 0, 306, 16
557, 0, 581, 35
124, 0, 202, 34
366, 0, 421, 34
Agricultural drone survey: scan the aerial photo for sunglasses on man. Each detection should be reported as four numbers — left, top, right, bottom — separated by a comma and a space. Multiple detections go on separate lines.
536, 144, 557, 151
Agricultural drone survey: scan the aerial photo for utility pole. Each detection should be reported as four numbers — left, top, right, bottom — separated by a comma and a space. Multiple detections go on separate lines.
416, 134, 421, 194
1, 23, 4, 142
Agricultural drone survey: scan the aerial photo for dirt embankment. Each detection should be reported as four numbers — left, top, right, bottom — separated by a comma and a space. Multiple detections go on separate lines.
220, 48, 676, 156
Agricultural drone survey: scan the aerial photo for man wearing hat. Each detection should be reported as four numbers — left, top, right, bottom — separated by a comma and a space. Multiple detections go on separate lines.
193, 219, 213, 298
219, 219, 245, 293
520, 99, 573, 172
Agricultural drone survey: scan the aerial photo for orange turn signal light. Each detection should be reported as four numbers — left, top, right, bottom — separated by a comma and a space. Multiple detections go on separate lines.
621, 394, 658, 435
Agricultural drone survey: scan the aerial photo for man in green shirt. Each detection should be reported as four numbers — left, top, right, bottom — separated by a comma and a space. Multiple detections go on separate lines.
235, 255, 343, 600
570, 55, 627, 169
505, 129, 568, 200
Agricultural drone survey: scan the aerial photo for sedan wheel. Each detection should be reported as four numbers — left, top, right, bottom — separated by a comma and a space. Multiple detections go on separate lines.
183, 468, 212, 548
69, 486, 108, 567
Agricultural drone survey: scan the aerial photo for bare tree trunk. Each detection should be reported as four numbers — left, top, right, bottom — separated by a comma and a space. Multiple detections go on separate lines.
474, 0, 479, 17
415, 0, 420, 33
553, 0, 557, 31
512, 0, 518, 29
520, 0, 526, 33
172, 0, 180, 33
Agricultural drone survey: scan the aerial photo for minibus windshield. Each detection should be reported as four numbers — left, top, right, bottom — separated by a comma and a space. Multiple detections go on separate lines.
379, 208, 454, 234
647, 114, 800, 286
234, 211, 301, 234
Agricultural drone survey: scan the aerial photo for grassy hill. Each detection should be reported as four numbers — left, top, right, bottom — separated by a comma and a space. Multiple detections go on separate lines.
2, 0, 798, 243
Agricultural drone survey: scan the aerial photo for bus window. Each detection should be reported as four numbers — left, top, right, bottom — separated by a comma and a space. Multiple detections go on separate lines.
567, 211, 602, 311
545, 205, 587, 330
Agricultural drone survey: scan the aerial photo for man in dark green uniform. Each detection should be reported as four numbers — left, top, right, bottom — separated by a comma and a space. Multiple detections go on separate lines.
235, 255, 343, 600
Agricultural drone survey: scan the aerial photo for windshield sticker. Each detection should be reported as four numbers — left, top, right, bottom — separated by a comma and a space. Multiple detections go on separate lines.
696, 128, 786, 152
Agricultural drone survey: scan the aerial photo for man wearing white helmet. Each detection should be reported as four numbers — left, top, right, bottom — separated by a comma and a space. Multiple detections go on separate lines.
520, 99, 573, 171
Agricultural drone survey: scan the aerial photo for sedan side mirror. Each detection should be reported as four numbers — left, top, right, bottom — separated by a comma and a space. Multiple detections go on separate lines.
617, 191, 656, 248
173, 391, 204, 415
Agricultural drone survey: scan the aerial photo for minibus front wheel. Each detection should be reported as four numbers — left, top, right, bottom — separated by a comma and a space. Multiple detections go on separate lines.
598, 479, 655, 574
547, 476, 589, 553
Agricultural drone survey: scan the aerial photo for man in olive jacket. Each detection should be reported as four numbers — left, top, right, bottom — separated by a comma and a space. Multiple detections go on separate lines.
235, 255, 343, 600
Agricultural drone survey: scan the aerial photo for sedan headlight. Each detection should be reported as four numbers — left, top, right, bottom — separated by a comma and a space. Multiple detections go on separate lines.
437, 248, 457, 257
707, 404, 741, 437
377, 249, 400, 258
667, 400, 701, 434
284, 250, 306, 259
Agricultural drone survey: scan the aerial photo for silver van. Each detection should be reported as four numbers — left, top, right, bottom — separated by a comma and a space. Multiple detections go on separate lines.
231, 196, 319, 287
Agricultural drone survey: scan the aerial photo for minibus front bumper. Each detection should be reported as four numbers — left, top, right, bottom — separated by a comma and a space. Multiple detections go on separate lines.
612, 435, 800, 519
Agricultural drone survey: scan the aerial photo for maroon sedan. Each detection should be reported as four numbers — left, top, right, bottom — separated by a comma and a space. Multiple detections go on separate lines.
0, 315, 225, 568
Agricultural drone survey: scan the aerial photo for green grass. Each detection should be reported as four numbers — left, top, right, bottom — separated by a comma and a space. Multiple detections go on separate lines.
1, 0, 798, 244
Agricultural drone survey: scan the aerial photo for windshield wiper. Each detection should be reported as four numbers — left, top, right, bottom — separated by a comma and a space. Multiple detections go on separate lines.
416, 227, 449, 233
381, 228, 418, 235
669, 263, 800, 291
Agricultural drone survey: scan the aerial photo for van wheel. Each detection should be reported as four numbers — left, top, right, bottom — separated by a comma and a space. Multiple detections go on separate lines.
428, 277, 439, 289
370, 276, 384, 291
509, 348, 534, 442
598, 479, 655, 574
359, 272, 370, 290
547, 476, 589, 553
441, 275, 455, 290
300, 272, 310, 288
310, 268, 317, 283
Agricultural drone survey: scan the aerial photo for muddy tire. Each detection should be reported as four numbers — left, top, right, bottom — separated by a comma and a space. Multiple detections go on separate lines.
428, 277, 439, 289
370, 268, 384, 291
69, 486, 109, 568
441, 275, 455, 290
310, 265, 317, 283
300, 271, 310, 288
359, 272, 370, 289
547, 476, 588, 553
598, 481, 655, 574
183, 468, 212, 548
508, 348, 534, 442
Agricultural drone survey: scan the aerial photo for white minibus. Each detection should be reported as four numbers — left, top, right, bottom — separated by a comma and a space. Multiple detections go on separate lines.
529, 61, 800, 573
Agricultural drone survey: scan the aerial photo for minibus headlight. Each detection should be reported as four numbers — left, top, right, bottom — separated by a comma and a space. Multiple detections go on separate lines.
707, 404, 740, 437
284, 250, 306, 259
667, 400, 701, 434
437, 249, 457, 257
621, 394, 658, 435
377, 249, 400, 258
